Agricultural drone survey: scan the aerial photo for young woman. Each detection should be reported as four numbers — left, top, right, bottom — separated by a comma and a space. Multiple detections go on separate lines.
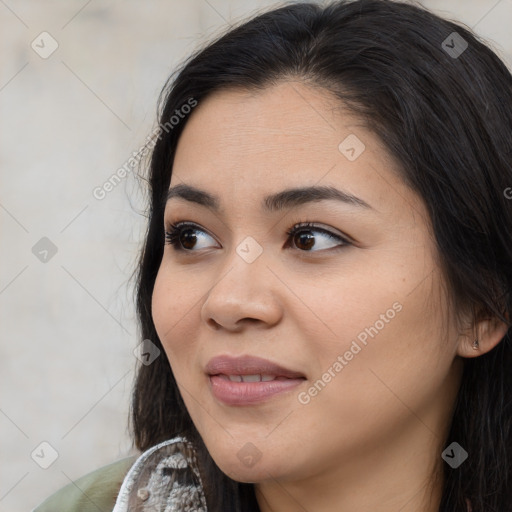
34, 0, 512, 511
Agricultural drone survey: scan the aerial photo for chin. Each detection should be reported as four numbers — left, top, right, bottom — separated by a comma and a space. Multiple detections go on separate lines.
214, 458, 278, 484
201, 439, 287, 483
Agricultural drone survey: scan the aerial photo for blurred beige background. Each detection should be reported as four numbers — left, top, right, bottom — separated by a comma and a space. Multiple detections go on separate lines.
1, 1, 511, 511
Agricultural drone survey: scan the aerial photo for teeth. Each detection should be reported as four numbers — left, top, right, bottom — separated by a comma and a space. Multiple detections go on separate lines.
241, 374, 261, 383
222, 374, 277, 382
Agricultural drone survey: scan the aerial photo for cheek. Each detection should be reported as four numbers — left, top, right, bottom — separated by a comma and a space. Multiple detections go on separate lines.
304, 274, 402, 367
151, 266, 200, 365
309, 260, 452, 394
321, 286, 453, 423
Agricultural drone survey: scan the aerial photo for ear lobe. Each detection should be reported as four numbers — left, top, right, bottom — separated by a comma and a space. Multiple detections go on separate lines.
456, 315, 510, 359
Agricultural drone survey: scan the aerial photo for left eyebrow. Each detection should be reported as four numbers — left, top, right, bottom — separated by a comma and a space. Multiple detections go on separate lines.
165, 184, 373, 213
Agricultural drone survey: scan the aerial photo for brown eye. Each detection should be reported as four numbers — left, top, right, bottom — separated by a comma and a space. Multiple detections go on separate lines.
179, 228, 198, 250
165, 221, 349, 254
165, 222, 218, 252
286, 223, 349, 252
293, 231, 316, 250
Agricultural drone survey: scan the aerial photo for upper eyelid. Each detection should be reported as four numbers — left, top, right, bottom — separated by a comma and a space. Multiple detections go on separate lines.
165, 221, 220, 248
170, 221, 218, 241
165, 221, 349, 247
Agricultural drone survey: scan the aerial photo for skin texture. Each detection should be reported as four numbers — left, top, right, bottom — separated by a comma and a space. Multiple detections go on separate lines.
151, 82, 508, 512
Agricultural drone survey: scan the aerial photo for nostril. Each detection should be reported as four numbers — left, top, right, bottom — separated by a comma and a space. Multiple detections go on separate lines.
206, 318, 221, 330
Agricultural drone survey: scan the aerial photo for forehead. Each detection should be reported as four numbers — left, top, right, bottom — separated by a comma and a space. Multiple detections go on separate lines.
175, 82, 354, 158
170, 81, 417, 219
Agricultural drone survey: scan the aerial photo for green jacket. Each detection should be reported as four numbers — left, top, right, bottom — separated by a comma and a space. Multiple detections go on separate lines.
33, 455, 138, 512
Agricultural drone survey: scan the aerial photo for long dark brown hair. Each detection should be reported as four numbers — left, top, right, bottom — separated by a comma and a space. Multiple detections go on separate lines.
129, 1, 512, 510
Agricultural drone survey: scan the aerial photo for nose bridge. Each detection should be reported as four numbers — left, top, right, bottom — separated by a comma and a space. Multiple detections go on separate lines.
200, 236, 282, 329
215, 232, 268, 290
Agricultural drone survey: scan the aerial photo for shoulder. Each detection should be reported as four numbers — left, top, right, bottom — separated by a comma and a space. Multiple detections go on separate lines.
32, 455, 138, 512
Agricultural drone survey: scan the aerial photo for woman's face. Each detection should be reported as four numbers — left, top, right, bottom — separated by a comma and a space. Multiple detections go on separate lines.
152, 82, 465, 493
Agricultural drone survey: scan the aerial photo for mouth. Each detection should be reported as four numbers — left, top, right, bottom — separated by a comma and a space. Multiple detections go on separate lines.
205, 355, 306, 406
215, 374, 298, 382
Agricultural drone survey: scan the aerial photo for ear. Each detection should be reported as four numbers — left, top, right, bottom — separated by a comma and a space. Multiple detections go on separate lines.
457, 313, 510, 358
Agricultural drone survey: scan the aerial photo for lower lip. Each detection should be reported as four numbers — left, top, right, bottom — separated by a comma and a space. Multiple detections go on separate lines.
209, 375, 305, 406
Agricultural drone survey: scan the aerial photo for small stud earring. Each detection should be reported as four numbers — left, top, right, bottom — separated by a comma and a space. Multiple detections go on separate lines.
472, 338, 479, 350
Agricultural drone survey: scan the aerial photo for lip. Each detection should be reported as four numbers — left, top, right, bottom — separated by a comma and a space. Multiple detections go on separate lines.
205, 354, 305, 379
205, 354, 306, 406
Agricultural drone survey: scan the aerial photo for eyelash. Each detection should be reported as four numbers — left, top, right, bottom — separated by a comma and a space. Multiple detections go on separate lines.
164, 220, 351, 255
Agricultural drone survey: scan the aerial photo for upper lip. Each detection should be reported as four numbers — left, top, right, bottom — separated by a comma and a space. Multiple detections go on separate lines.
205, 355, 305, 379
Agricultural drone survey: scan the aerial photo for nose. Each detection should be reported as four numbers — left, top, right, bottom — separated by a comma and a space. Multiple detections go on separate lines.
200, 251, 284, 332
